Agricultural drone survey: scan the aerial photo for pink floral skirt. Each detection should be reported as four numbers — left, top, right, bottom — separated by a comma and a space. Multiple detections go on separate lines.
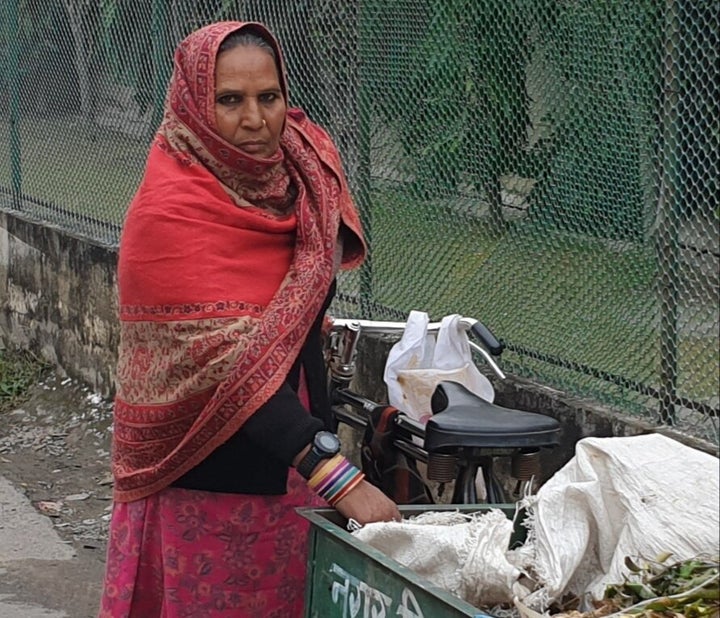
98, 471, 323, 617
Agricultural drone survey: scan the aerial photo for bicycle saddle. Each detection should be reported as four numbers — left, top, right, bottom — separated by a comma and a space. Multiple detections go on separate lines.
424, 381, 561, 452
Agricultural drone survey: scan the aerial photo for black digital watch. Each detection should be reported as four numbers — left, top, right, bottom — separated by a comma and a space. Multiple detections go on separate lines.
296, 431, 341, 479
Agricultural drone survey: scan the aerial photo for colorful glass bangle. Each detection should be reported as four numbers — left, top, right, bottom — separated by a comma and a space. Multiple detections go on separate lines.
306, 454, 365, 506
322, 465, 358, 501
325, 468, 365, 507
328, 471, 366, 506
315, 459, 355, 495
307, 454, 345, 490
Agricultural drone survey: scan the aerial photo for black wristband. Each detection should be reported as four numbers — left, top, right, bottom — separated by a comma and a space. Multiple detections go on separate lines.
296, 431, 341, 479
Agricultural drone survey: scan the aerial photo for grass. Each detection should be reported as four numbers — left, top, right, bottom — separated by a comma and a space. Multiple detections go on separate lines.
0, 348, 50, 414
1, 117, 148, 228
368, 186, 719, 412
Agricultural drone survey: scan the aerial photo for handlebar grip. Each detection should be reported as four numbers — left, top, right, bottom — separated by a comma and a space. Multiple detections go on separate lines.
470, 321, 504, 356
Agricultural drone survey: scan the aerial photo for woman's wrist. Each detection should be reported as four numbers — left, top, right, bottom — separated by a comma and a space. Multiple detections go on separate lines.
292, 444, 312, 468
307, 454, 365, 507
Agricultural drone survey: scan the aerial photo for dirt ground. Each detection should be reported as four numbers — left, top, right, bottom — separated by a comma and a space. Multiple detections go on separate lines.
0, 372, 114, 617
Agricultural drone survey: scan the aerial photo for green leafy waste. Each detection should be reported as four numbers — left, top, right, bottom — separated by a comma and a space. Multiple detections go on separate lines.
554, 555, 719, 618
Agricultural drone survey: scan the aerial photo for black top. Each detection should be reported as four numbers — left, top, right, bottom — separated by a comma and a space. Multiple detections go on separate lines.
172, 283, 334, 495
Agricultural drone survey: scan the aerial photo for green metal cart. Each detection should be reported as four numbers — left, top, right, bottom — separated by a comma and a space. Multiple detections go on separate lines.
300, 504, 520, 618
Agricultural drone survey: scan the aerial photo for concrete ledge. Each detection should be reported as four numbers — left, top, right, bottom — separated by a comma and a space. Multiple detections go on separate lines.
0, 211, 119, 397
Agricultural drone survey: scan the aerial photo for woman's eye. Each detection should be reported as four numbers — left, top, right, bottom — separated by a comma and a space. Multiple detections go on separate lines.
218, 94, 240, 106
259, 93, 278, 104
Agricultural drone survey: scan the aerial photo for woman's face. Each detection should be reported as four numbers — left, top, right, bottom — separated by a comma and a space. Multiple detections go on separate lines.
214, 45, 286, 157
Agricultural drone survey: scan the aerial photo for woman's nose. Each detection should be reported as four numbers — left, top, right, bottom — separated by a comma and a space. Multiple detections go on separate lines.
240, 102, 264, 130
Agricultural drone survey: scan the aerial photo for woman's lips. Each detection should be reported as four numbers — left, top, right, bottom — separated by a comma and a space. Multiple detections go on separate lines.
238, 141, 267, 155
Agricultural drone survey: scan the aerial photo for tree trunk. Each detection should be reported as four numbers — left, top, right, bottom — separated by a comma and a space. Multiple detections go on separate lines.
60, 0, 93, 122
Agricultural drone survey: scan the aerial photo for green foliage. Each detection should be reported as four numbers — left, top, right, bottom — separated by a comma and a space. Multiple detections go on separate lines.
98, 0, 158, 115
531, 0, 663, 241
601, 555, 720, 618
0, 0, 82, 116
0, 349, 48, 414
362, 0, 538, 215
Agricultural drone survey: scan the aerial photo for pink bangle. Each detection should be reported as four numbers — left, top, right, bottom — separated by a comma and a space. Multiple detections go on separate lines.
315, 459, 354, 495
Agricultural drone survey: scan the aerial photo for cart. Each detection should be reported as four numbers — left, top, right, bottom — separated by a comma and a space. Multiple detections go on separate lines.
300, 504, 522, 618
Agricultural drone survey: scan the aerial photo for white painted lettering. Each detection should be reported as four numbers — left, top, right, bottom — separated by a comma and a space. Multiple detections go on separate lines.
327, 563, 425, 618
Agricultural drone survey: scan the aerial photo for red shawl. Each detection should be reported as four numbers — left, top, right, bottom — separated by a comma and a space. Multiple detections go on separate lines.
112, 21, 365, 502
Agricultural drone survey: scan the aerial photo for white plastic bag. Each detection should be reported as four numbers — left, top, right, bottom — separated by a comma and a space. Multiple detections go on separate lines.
383, 311, 494, 424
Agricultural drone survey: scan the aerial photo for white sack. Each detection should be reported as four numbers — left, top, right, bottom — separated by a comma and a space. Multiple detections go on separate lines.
353, 509, 521, 607
518, 433, 720, 610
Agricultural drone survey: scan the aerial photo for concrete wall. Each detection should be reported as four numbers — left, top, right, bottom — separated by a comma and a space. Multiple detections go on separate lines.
2, 212, 715, 471
0, 211, 119, 397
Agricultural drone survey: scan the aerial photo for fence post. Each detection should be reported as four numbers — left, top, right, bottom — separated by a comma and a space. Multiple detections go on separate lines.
357, 1, 373, 318
657, 0, 681, 425
151, 0, 170, 130
7, 0, 22, 208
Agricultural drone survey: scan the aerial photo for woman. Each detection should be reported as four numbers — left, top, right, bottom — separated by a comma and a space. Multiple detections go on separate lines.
98, 21, 399, 618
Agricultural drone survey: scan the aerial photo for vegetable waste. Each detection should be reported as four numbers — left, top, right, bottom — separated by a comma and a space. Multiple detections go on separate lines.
554, 555, 719, 618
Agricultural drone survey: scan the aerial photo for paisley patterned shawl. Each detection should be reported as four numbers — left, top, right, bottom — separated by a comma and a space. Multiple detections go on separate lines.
112, 21, 365, 502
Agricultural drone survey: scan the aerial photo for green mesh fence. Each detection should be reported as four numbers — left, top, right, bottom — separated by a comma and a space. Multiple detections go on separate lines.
1, 1, 718, 446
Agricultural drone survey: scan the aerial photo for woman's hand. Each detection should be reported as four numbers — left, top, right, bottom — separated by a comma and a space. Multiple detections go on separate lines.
333, 479, 401, 525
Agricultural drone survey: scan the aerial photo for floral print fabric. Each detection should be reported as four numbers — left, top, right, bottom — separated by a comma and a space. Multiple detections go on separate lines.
99, 471, 323, 617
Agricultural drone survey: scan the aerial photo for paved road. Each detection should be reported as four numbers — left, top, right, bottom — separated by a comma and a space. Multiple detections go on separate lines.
0, 475, 100, 618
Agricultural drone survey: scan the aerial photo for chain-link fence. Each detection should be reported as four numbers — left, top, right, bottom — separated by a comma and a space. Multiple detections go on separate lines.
1, 1, 718, 446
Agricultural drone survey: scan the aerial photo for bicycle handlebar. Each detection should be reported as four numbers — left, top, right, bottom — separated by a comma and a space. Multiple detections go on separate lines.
466, 319, 504, 356
330, 316, 506, 380
331, 316, 474, 335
